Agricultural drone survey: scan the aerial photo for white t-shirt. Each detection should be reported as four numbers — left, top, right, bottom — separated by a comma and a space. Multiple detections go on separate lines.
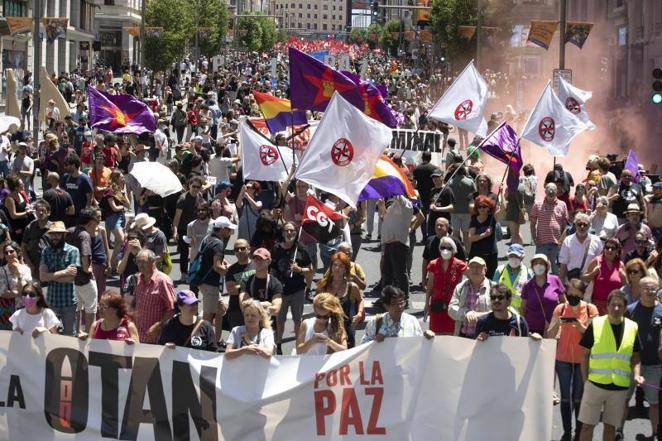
226, 326, 274, 350
9, 308, 60, 334
0, 135, 10, 161
208, 154, 233, 182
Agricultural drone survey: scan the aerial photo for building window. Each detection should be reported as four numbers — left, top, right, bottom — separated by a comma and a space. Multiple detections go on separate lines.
298, 12, 302, 17
298, 3, 302, 7
104, 0, 115, 5
307, 3, 310, 8
323, 14, 327, 19
314, 23, 317, 29
618, 25, 627, 46
339, 5, 342, 10
323, 4, 327, 9
615, 0, 624, 7
323, 23, 327, 30
298, 22, 302, 28
314, 4, 317, 9
314, 13, 317, 18
3, 0, 27, 16
307, 13, 309, 17
290, 2, 294, 7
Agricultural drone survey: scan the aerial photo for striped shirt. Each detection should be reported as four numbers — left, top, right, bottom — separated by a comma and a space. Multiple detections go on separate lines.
530, 198, 568, 245
134, 270, 176, 343
41, 244, 79, 308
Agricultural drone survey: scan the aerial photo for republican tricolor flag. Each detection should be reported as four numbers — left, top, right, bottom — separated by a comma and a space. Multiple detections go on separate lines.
252, 90, 308, 135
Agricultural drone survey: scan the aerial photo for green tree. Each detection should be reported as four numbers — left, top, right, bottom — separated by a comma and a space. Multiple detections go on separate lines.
366, 23, 382, 50
145, 0, 195, 70
349, 27, 368, 45
380, 19, 401, 56
429, 0, 476, 63
196, 0, 229, 58
236, 13, 278, 52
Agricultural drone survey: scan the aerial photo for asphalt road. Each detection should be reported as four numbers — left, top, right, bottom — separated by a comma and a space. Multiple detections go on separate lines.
148, 216, 653, 441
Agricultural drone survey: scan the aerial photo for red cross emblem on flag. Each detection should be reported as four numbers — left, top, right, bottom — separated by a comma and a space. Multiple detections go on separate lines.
259, 145, 279, 166
454, 99, 473, 120
330, 138, 354, 167
538, 117, 556, 142
565, 97, 581, 114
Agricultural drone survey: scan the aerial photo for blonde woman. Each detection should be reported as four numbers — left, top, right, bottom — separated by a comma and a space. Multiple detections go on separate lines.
296, 293, 347, 355
225, 300, 275, 359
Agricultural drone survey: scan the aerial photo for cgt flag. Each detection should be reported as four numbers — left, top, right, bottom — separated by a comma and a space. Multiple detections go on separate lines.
428, 60, 488, 136
239, 119, 296, 182
557, 77, 595, 130
87, 87, 156, 134
301, 194, 344, 243
521, 82, 589, 156
294, 92, 392, 208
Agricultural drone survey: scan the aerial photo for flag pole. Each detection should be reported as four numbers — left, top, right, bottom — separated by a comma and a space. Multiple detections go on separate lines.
432, 153, 473, 205
288, 225, 303, 278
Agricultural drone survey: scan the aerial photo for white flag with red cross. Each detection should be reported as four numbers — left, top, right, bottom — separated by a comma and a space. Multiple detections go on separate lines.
521, 82, 590, 157
240, 119, 296, 182
428, 60, 488, 136
294, 92, 392, 208
557, 77, 596, 130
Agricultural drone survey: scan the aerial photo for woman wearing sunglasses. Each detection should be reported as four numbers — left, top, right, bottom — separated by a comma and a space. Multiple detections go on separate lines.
296, 292, 347, 355
78, 291, 138, 343
467, 195, 499, 278
9, 282, 60, 337
0, 241, 32, 330
582, 238, 626, 315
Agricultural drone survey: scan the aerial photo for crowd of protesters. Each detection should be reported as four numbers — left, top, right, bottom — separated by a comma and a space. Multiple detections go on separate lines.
3, 48, 662, 441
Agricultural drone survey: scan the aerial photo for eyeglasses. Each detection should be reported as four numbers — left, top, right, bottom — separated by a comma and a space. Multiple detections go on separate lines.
575, 222, 589, 228
628, 269, 642, 275
490, 295, 506, 301
643, 287, 659, 294
234, 246, 247, 251
22, 291, 37, 298
315, 314, 329, 320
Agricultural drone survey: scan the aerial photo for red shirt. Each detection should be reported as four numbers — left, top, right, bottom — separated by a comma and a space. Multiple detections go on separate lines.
92, 317, 131, 341
102, 145, 120, 168
134, 270, 175, 343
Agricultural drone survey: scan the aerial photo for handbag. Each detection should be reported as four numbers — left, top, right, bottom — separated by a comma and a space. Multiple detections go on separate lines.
429, 300, 448, 313
566, 239, 591, 281
161, 247, 173, 275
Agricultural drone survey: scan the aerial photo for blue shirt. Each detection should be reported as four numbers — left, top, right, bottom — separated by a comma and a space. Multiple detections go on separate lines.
41, 243, 80, 308
626, 301, 662, 365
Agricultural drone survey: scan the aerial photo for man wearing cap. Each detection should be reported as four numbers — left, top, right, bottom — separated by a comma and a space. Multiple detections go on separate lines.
39, 221, 80, 335
449, 256, 493, 337
130, 213, 167, 264
11, 141, 34, 194
645, 182, 662, 241
492, 244, 531, 313
240, 248, 283, 321
131, 249, 176, 344
427, 168, 455, 235
196, 216, 236, 341
615, 204, 653, 256
530, 182, 569, 274
559, 212, 604, 284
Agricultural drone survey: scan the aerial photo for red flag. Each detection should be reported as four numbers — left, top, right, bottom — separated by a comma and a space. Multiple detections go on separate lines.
301, 195, 344, 243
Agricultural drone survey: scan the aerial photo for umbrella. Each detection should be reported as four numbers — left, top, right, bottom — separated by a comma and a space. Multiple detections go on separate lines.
0, 116, 21, 134
129, 162, 183, 197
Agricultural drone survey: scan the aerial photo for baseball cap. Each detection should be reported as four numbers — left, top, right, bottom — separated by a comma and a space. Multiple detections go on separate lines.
431, 168, 444, 178
177, 290, 199, 305
253, 248, 271, 260
211, 216, 237, 230
468, 256, 486, 267
507, 243, 525, 258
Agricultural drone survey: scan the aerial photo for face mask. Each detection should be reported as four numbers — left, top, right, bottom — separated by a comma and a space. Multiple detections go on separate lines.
22, 296, 37, 308
508, 257, 521, 269
440, 249, 453, 260
533, 264, 547, 276
567, 296, 581, 306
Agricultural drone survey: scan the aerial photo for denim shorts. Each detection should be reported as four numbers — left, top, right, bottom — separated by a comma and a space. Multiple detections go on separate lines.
105, 212, 125, 231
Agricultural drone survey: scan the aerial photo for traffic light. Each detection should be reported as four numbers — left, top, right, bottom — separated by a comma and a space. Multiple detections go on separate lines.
652, 68, 662, 104
372, 1, 379, 15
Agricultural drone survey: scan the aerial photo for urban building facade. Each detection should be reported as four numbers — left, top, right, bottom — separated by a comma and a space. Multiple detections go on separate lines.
93, 0, 141, 73
273, 0, 347, 36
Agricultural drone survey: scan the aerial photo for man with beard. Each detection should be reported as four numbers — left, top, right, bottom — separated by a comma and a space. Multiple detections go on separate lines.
39, 221, 79, 335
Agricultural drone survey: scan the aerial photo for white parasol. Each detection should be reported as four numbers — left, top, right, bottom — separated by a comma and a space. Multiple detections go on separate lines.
128, 162, 183, 197
0, 116, 21, 134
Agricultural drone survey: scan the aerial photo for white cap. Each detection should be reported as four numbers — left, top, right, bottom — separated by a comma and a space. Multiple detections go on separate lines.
212, 216, 237, 230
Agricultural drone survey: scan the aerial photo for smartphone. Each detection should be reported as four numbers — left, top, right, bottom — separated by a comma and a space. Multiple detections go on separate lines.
561, 317, 577, 323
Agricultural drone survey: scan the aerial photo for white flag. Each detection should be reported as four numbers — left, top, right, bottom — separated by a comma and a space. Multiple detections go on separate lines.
557, 77, 595, 130
521, 82, 589, 156
239, 120, 295, 182
295, 92, 392, 208
428, 60, 489, 136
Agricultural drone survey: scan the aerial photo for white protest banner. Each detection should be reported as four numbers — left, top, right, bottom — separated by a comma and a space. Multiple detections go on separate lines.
0, 332, 554, 441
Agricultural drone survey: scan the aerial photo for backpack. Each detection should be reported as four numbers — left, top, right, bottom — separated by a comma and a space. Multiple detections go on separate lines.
186, 236, 218, 286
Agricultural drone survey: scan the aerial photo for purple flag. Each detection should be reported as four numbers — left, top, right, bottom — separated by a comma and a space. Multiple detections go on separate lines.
289, 48, 402, 127
624, 149, 641, 183
87, 87, 156, 134
477, 122, 523, 190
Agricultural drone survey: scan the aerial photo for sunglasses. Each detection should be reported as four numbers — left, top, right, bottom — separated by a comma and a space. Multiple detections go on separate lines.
477, 205, 489, 209
315, 314, 329, 320
490, 295, 506, 301
22, 291, 37, 298
575, 222, 589, 227
234, 246, 247, 251
439, 246, 454, 251
628, 269, 642, 275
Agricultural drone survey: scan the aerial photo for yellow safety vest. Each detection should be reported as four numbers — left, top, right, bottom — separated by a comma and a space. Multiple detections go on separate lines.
588, 316, 638, 388
497, 265, 528, 312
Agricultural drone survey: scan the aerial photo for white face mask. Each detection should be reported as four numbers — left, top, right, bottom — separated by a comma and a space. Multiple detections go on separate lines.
508, 257, 521, 269
440, 249, 453, 260
533, 264, 547, 276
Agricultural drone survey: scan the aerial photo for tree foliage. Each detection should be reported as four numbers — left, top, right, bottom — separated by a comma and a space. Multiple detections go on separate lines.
429, 0, 476, 64
380, 19, 402, 56
349, 28, 368, 45
144, 0, 228, 69
237, 13, 278, 52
